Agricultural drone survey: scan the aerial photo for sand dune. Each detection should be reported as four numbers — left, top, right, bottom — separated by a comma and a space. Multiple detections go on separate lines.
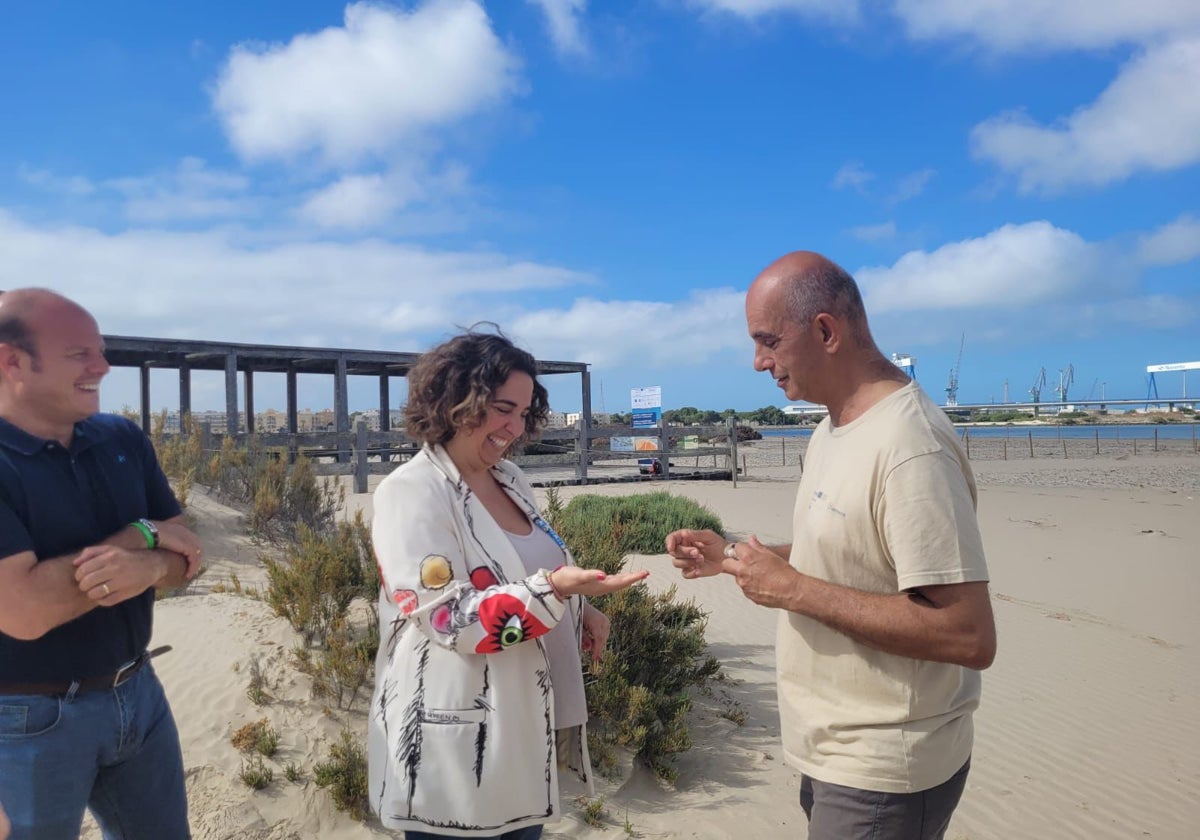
79, 452, 1200, 839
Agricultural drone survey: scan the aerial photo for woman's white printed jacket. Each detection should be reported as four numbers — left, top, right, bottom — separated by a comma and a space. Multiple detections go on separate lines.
367, 444, 585, 836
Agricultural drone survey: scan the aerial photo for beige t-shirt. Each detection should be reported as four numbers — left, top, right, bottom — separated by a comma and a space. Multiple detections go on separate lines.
777, 381, 989, 793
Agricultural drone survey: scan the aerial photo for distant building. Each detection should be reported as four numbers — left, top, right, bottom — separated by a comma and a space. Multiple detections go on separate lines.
563, 412, 613, 427
782, 403, 827, 417
257, 408, 286, 432
355, 408, 403, 431
359, 409, 381, 431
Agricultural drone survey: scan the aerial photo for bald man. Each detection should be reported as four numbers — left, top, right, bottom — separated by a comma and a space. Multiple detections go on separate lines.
0, 289, 202, 840
667, 253, 995, 840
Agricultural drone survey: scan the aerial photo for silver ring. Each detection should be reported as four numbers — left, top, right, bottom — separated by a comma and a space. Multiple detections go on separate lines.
723, 542, 739, 560
102, 582, 111, 597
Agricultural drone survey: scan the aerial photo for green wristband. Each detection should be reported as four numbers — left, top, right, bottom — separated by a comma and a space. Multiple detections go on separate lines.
131, 520, 156, 549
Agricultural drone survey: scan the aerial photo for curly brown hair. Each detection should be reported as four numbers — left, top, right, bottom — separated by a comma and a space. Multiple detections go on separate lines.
404, 326, 550, 447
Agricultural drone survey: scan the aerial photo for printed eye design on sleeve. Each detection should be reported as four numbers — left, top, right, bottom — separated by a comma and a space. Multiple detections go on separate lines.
420, 555, 453, 590
475, 593, 550, 653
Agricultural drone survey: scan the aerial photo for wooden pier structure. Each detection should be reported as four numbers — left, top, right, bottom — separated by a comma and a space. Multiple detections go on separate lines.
102, 335, 737, 489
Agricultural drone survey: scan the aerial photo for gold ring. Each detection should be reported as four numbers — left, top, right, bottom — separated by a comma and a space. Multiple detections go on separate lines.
102, 583, 111, 597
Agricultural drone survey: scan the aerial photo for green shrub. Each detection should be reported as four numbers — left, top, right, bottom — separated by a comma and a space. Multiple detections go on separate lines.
244, 451, 344, 543
314, 729, 369, 820
264, 512, 376, 646
578, 796, 606, 827
230, 718, 271, 753
548, 492, 723, 781
150, 411, 206, 507
585, 583, 720, 782
177, 434, 343, 543
255, 723, 279, 757
973, 410, 1034, 423
308, 613, 379, 711
239, 754, 273, 790
245, 656, 270, 706
551, 492, 722, 561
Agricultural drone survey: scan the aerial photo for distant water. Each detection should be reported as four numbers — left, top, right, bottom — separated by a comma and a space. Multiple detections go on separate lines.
759, 423, 1199, 441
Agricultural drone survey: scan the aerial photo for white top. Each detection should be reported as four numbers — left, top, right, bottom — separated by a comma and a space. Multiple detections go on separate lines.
506, 525, 588, 729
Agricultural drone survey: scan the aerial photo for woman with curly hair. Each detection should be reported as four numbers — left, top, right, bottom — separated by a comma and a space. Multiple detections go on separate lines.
368, 326, 647, 839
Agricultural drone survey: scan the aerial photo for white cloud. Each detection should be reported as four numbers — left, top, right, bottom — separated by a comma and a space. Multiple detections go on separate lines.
298, 162, 474, 230
1137, 214, 1200, 267
510, 289, 748, 368
888, 168, 935, 204
1079, 294, 1197, 331
893, 0, 1200, 52
688, 0, 860, 23
0, 210, 587, 347
857, 221, 1109, 312
18, 159, 254, 224
832, 161, 874, 192
971, 38, 1200, 192
17, 166, 96, 197
299, 172, 420, 229
106, 158, 254, 223
850, 221, 897, 242
527, 0, 589, 57
212, 0, 522, 165
857, 222, 1200, 359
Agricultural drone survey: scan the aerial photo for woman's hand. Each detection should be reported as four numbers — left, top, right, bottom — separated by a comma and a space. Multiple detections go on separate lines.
548, 566, 649, 599
581, 602, 611, 663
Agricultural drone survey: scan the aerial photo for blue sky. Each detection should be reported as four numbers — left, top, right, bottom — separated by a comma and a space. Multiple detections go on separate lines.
1, 0, 1197, 415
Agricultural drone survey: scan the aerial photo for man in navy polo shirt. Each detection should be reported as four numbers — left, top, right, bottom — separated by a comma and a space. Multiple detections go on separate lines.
0, 289, 203, 840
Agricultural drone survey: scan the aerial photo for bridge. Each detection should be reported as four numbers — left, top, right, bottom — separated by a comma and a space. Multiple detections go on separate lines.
784, 397, 1196, 420
946, 398, 1195, 414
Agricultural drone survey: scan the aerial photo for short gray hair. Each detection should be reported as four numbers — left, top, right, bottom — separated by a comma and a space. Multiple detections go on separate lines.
0, 292, 39, 360
783, 260, 870, 346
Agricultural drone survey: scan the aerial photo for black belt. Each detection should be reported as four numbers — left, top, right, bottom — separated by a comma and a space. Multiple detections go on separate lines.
0, 645, 172, 696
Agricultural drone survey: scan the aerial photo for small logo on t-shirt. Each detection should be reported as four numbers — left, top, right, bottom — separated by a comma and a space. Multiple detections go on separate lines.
809, 489, 846, 518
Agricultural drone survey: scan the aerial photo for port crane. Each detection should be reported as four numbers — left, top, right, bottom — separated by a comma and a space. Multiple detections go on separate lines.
945, 333, 964, 407
1029, 367, 1047, 404
1055, 364, 1074, 403
1146, 361, 1200, 401
891, 352, 916, 380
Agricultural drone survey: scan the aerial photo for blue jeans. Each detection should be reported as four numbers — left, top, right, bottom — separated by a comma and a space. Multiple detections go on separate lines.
406, 827, 542, 840
0, 664, 189, 840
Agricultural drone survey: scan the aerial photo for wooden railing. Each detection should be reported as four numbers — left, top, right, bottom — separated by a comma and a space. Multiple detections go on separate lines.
189, 418, 742, 492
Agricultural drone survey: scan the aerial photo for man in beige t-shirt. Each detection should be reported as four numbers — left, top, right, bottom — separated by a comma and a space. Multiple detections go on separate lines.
667, 251, 996, 840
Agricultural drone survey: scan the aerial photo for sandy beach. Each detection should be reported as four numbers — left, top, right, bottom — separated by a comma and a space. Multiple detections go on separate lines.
87, 445, 1200, 839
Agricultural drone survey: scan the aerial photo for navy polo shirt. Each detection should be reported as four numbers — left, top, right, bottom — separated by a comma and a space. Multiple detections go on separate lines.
0, 413, 181, 682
